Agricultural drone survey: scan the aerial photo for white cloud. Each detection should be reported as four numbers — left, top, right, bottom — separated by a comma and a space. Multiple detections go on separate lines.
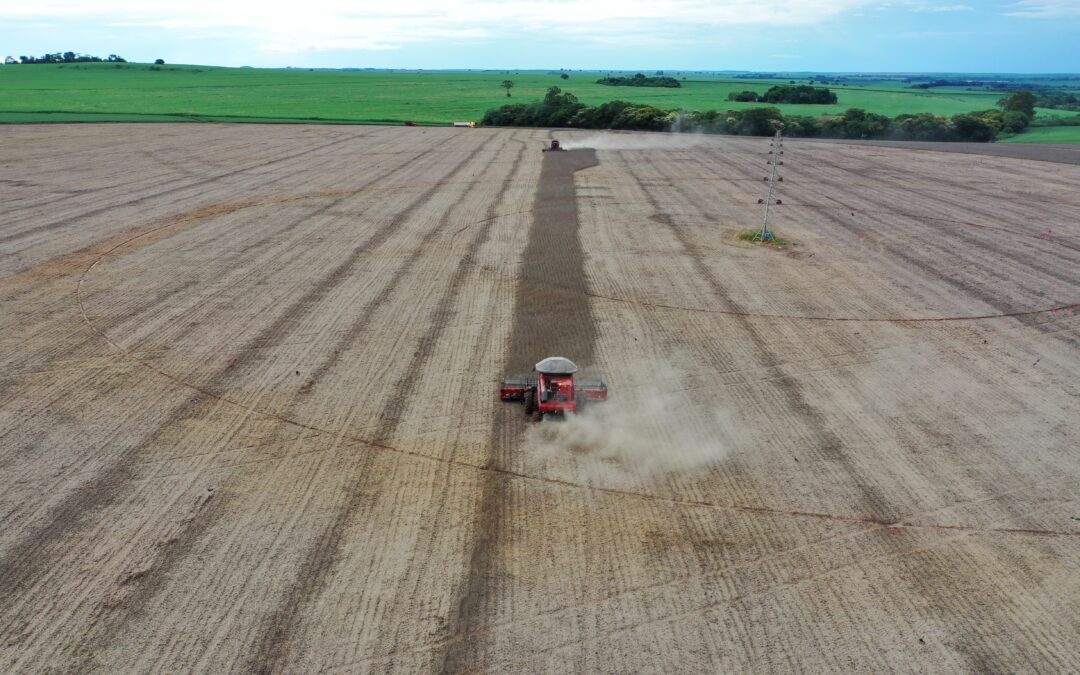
1, 0, 881, 52
919, 4, 974, 11
874, 1, 974, 11
1004, 0, 1080, 17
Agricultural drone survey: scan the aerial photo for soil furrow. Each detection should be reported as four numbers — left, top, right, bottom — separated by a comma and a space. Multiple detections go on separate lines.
624, 150, 897, 521
0, 130, 375, 245
245, 132, 517, 672
438, 148, 599, 672
0, 138, 462, 619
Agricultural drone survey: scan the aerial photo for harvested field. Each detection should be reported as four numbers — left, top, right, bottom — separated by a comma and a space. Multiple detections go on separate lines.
1, 123, 1078, 672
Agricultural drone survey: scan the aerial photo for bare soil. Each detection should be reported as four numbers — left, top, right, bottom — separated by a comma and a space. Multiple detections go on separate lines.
1, 124, 1078, 673
806, 138, 1080, 165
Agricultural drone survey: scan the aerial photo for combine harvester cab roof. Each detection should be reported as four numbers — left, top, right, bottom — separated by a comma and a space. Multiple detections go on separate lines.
535, 356, 577, 374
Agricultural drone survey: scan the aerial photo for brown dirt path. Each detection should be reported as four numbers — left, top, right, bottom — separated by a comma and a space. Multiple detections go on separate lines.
439, 149, 599, 671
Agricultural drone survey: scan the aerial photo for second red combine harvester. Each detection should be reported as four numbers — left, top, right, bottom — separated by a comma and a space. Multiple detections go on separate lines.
500, 357, 607, 421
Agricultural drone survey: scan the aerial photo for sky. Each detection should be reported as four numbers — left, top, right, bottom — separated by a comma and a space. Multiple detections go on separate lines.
2, 0, 1077, 72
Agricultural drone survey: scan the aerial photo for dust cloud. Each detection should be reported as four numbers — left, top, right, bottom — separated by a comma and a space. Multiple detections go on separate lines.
561, 133, 717, 151
523, 359, 744, 485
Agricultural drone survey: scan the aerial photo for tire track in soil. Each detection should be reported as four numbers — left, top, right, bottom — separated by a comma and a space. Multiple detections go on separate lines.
16, 134, 1071, 665
0, 138, 440, 459
438, 148, 600, 673
1, 190, 341, 398
801, 155, 1079, 349
245, 133, 524, 673
625, 150, 898, 522
684, 144, 1071, 673
59, 134, 501, 671
805, 150, 1080, 284
0, 145, 433, 530
0, 135, 465, 637
0, 130, 376, 246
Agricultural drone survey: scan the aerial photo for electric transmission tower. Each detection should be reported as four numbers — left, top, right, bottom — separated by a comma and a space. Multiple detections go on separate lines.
758, 130, 784, 241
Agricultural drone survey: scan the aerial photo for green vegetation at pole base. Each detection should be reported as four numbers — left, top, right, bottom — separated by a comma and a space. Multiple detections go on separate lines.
735, 229, 789, 247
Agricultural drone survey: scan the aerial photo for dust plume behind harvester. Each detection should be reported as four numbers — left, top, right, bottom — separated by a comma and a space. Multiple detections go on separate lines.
500, 357, 607, 421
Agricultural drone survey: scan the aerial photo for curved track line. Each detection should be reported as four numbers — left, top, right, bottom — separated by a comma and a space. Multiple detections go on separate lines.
459, 251, 1079, 324
76, 218, 1080, 539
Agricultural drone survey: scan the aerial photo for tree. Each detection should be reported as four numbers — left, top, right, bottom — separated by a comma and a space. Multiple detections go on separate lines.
1001, 110, 1030, 133
822, 108, 890, 139
560, 73, 569, 80
501, 80, 514, 97
997, 90, 1036, 121
740, 107, 784, 136
155, 58, 165, 65
62, 51, 76, 63
892, 113, 951, 141
762, 84, 837, 104
951, 113, 998, 142
728, 91, 759, 102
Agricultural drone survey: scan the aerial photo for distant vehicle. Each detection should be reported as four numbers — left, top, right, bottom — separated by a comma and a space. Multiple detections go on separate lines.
453, 121, 476, 128
542, 139, 566, 152
403, 121, 417, 126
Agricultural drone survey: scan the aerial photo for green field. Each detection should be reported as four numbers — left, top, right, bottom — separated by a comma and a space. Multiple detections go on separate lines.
1, 62, 1049, 124
998, 125, 1080, 143
1, 63, 1075, 144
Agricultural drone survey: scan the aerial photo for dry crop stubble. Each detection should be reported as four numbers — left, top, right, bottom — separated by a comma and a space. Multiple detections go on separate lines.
0, 125, 1078, 672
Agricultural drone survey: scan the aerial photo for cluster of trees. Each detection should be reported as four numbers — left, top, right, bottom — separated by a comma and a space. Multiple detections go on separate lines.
483, 87, 1039, 142
763, 85, 837, 104
910, 79, 983, 90
728, 91, 761, 102
727, 85, 837, 104
482, 87, 673, 130
679, 105, 1029, 142
596, 73, 681, 88
14, 52, 126, 64
1034, 91, 1080, 111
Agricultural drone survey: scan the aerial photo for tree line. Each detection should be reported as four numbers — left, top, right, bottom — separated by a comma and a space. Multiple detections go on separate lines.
596, 73, 681, 88
13, 52, 126, 64
482, 88, 1039, 143
728, 85, 838, 104
1034, 91, 1080, 112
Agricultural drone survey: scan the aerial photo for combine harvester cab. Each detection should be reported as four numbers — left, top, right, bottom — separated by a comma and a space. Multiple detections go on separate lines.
500, 356, 607, 421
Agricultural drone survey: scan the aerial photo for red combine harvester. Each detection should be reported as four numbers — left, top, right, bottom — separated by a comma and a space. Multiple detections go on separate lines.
542, 139, 566, 152
500, 357, 607, 421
